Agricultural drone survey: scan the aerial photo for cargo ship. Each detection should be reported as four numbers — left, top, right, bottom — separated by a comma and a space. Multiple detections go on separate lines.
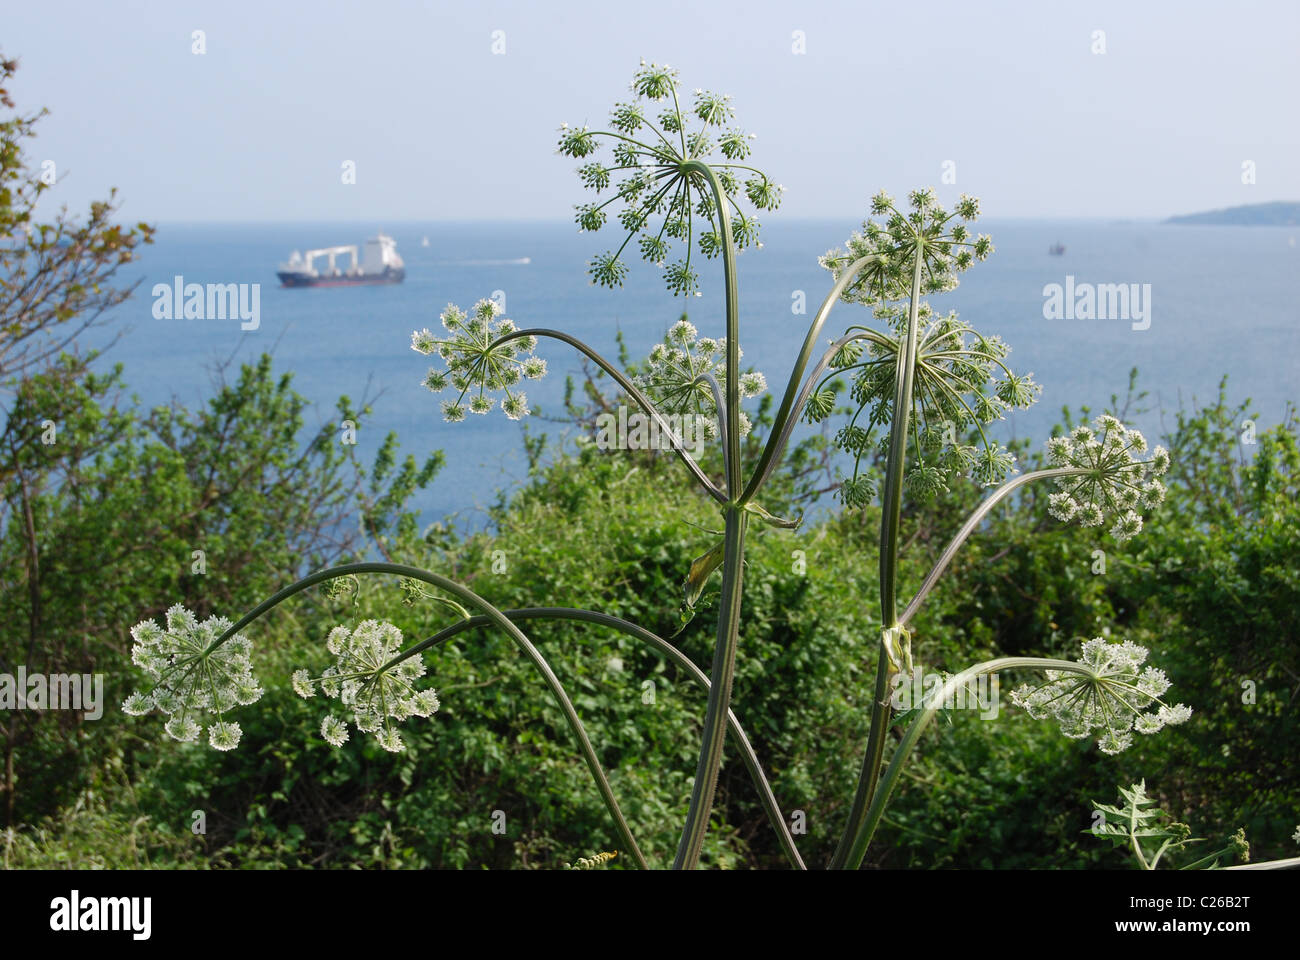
277, 234, 405, 287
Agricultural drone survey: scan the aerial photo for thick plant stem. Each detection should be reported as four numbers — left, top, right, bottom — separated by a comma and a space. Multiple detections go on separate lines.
828, 637, 895, 869
673, 506, 748, 869
840, 657, 1084, 868
879, 250, 926, 623
671, 159, 746, 871
201, 561, 648, 869
680, 160, 741, 494
829, 244, 926, 869
410, 606, 806, 869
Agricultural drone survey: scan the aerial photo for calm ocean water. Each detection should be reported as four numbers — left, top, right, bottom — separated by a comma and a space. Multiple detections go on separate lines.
87, 219, 1300, 529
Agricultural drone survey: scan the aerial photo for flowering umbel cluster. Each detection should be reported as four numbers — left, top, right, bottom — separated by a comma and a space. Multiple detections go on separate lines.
634, 318, 767, 440
123, 604, 262, 751
412, 299, 545, 421
811, 191, 1029, 507
1045, 415, 1169, 542
558, 60, 783, 296
1010, 637, 1192, 755
292, 620, 440, 753
820, 189, 992, 304
812, 302, 1040, 507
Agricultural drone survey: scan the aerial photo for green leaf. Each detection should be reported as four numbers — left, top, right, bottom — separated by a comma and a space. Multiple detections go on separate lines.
675, 539, 725, 637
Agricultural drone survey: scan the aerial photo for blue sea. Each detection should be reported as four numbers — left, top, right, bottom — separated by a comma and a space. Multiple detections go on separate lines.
88, 219, 1300, 530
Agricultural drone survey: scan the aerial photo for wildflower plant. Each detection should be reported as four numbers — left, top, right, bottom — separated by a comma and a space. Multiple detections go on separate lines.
1044, 416, 1169, 541
291, 620, 440, 753
559, 60, 783, 296
810, 191, 1034, 507
1009, 638, 1191, 755
123, 604, 262, 751
124, 62, 1194, 871
635, 318, 766, 441
411, 299, 543, 421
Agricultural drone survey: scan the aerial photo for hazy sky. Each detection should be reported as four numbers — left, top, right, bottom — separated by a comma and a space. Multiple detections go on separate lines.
5, 0, 1298, 222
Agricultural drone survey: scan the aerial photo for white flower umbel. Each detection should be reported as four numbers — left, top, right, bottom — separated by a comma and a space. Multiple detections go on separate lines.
633, 318, 766, 440
558, 61, 783, 296
820, 190, 992, 303
123, 604, 263, 750
292, 620, 440, 753
1045, 416, 1169, 542
812, 192, 1033, 504
1009, 637, 1191, 755
411, 298, 544, 421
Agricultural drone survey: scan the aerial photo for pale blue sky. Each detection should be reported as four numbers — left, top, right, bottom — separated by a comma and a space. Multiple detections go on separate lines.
5, 0, 1297, 222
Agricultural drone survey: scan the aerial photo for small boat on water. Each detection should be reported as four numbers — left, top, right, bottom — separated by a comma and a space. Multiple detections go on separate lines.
277, 234, 405, 287
1049, 243, 1066, 256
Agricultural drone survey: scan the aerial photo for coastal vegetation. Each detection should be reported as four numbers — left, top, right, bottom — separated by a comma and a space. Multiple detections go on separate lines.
2, 57, 1296, 870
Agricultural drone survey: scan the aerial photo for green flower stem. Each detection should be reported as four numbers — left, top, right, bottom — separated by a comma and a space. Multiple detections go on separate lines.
493, 327, 726, 504
679, 160, 740, 495
840, 656, 1087, 869
670, 159, 746, 871
740, 254, 882, 505
828, 639, 894, 870
403, 606, 806, 870
204, 561, 648, 869
674, 504, 748, 869
898, 467, 1087, 627
830, 247, 927, 869
698, 371, 729, 453
880, 251, 927, 622
1224, 856, 1300, 870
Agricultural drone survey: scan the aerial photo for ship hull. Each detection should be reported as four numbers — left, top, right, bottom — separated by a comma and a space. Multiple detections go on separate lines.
277, 267, 405, 288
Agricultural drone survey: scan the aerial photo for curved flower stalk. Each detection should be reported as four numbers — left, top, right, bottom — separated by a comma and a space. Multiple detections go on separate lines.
1009, 637, 1191, 755
122, 604, 263, 751
817, 189, 1176, 869
833, 418, 1172, 865
559, 60, 783, 296
635, 318, 767, 441
291, 620, 441, 752
902, 422, 1170, 626
411, 298, 545, 421
839, 646, 1191, 869
124, 563, 648, 869
1045, 416, 1169, 542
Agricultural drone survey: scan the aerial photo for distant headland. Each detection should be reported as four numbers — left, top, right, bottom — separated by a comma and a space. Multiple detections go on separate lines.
1165, 201, 1300, 226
